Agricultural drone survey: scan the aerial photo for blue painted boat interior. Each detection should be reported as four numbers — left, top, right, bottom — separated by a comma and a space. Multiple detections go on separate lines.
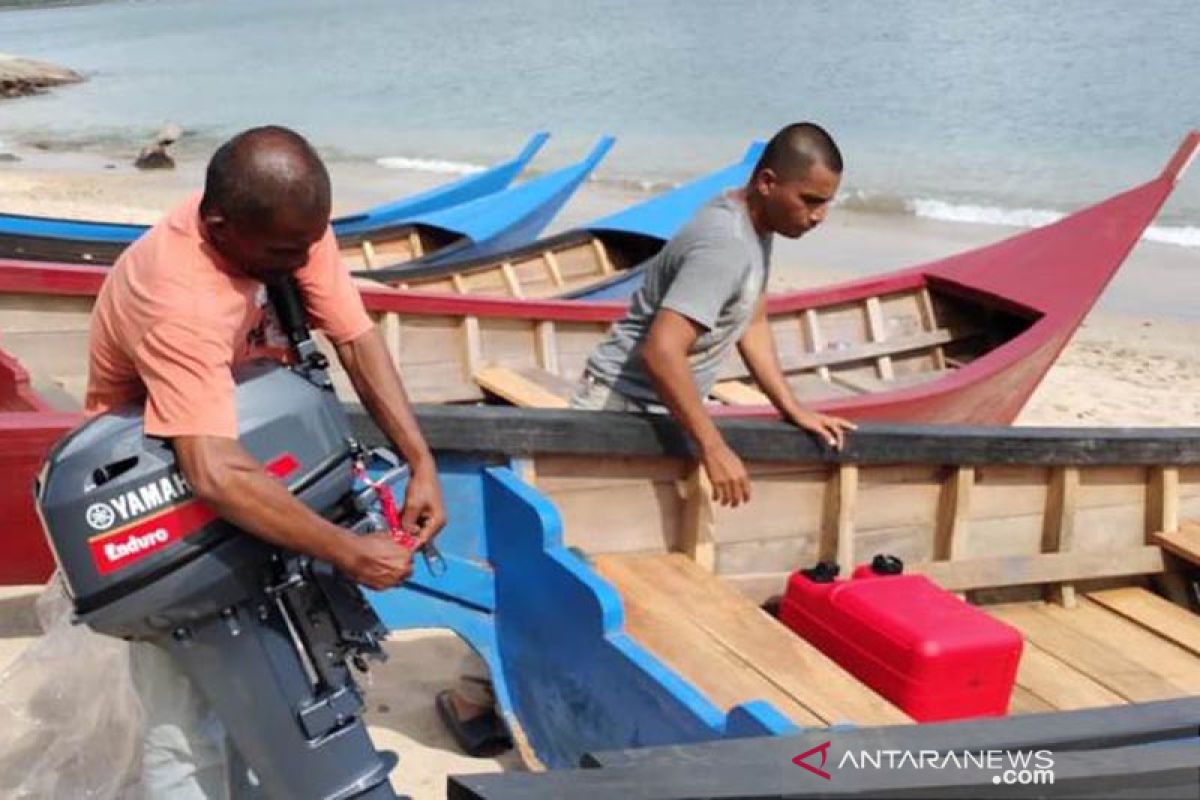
0, 132, 549, 245
365, 453, 798, 770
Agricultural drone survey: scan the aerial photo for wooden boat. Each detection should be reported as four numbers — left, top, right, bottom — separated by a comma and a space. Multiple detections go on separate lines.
2, 131, 1193, 424
358, 142, 764, 297
357, 405, 1200, 794
0, 132, 549, 265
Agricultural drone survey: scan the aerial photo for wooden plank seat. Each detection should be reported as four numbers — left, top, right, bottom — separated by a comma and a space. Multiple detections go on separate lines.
592, 552, 910, 727
473, 365, 574, 408
1152, 519, 1200, 567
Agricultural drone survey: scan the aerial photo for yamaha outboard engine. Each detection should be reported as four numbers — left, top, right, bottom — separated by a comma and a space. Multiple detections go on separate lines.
34, 278, 404, 799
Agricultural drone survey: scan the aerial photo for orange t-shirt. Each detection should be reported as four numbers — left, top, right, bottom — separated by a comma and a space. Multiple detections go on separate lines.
85, 193, 373, 439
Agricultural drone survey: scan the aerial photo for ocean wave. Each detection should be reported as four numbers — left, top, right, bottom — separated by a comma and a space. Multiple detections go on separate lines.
910, 198, 1065, 229
374, 156, 485, 175
841, 190, 1198, 249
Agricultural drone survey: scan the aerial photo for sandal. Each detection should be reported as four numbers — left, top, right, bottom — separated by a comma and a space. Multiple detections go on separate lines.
435, 689, 513, 757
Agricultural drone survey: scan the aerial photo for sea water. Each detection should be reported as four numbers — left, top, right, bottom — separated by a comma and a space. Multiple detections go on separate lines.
1, 0, 1196, 245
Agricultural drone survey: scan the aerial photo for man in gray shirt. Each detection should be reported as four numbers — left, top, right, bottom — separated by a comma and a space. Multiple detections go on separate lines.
571, 122, 856, 507
436, 123, 857, 757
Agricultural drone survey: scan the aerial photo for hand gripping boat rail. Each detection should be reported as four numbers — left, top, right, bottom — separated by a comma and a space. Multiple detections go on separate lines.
34, 277, 407, 799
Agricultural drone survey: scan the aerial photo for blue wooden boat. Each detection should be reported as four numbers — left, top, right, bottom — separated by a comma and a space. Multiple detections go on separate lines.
359, 141, 764, 297
352, 406, 1200, 789
354, 136, 615, 273
0, 132, 549, 265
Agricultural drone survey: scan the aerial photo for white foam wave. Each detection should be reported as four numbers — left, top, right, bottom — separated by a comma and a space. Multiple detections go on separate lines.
1144, 225, 1200, 248
911, 198, 1065, 229
910, 198, 1199, 248
374, 156, 485, 175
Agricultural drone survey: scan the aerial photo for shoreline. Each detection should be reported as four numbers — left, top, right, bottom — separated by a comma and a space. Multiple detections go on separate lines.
3, 147, 1199, 430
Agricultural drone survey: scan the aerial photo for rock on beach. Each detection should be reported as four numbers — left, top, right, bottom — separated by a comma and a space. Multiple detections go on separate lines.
0, 52, 83, 99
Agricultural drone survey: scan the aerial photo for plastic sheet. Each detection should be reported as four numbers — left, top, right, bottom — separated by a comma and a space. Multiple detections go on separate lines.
0, 574, 145, 799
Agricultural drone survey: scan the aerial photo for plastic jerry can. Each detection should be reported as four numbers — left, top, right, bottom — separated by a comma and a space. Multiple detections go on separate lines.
778, 555, 1023, 722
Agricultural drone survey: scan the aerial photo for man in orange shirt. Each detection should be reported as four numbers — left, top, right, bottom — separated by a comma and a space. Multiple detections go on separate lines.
87, 125, 445, 797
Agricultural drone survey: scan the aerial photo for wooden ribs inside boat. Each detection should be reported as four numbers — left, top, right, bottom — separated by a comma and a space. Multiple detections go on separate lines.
371, 230, 657, 299
342, 224, 460, 271
354, 280, 1032, 408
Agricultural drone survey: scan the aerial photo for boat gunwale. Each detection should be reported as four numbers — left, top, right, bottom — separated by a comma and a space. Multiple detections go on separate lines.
368, 406, 1200, 466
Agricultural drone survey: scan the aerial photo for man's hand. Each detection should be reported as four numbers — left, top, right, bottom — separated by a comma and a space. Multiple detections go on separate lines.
700, 440, 751, 507
401, 465, 447, 545
789, 408, 857, 451
337, 532, 414, 590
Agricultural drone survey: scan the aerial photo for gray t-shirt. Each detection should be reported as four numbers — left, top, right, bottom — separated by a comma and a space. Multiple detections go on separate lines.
584, 193, 772, 402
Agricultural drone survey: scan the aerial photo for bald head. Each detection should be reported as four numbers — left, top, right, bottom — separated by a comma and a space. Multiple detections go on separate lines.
200, 125, 331, 230
752, 122, 843, 182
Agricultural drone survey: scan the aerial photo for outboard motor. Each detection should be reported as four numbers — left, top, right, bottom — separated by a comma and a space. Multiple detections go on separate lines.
34, 278, 405, 799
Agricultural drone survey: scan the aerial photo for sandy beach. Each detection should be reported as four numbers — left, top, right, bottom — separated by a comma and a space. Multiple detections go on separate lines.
1, 143, 1198, 798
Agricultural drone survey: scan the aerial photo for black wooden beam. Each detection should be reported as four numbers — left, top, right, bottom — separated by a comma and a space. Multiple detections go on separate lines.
585, 697, 1200, 770
348, 405, 1200, 466
448, 737, 1200, 800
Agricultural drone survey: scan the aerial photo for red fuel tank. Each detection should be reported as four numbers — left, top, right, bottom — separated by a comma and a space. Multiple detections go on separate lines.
778, 556, 1023, 722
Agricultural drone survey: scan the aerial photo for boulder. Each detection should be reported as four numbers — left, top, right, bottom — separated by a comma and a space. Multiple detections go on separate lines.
0, 53, 83, 99
134, 122, 183, 170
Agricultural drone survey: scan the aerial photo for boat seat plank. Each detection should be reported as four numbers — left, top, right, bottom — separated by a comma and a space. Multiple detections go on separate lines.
1153, 520, 1200, 567
1087, 587, 1200, 657
594, 553, 909, 726
710, 381, 770, 405
473, 366, 572, 409
988, 602, 1188, 703
724, 327, 959, 381
912, 545, 1167, 592
829, 370, 937, 395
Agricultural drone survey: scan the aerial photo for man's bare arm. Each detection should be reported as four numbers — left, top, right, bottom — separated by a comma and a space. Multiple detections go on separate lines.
641, 309, 750, 507
736, 298, 856, 450
174, 435, 412, 590
334, 327, 446, 541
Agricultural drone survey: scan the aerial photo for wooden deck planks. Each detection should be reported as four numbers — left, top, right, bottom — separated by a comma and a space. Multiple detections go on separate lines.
1088, 587, 1200, 657
595, 553, 909, 727
595, 555, 824, 727
1007, 639, 1126, 711
989, 602, 1189, 704
1006, 684, 1056, 715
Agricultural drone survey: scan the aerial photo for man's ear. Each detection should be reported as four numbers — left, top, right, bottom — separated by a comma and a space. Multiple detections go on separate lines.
200, 206, 229, 239
752, 168, 777, 198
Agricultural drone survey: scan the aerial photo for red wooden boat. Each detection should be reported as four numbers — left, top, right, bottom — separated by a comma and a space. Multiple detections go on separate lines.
0, 131, 1194, 584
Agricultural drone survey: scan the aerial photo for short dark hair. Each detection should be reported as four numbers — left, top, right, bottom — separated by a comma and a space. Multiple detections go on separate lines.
753, 122, 843, 181
200, 125, 331, 227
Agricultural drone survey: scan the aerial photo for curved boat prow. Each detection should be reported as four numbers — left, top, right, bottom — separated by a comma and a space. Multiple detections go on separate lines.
403, 136, 616, 267
584, 140, 765, 242
1161, 129, 1200, 185
330, 131, 551, 233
